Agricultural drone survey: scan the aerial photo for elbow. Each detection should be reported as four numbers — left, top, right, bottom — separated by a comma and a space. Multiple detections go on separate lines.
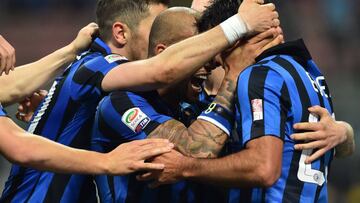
256, 161, 281, 188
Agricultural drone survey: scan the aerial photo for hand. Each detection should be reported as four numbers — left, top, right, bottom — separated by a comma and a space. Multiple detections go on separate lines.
222, 27, 283, 76
238, 0, 280, 34
16, 90, 48, 123
69, 22, 99, 54
137, 149, 188, 188
105, 139, 174, 175
0, 35, 16, 76
291, 106, 348, 163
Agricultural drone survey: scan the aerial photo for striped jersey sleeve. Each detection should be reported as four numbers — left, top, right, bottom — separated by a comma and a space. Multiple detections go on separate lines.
70, 54, 128, 102
0, 104, 6, 116
96, 91, 172, 141
236, 65, 290, 145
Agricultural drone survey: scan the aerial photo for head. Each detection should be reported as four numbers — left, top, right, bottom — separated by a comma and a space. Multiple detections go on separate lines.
197, 0, 240, 34
96, 0, 169, 60
148, 7, 210, 103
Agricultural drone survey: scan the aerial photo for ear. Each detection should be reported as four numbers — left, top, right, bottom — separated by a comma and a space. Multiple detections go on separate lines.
112, 22, 130, 46
154, 43, 167, 55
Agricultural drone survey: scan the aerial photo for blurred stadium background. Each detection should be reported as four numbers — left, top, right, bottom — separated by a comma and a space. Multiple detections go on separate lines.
0, 0, 359, 202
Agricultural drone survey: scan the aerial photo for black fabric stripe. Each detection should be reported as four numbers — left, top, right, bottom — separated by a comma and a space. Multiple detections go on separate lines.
107, 176, 116, 203
314, 157, 325, 202
125, 174, 144, 203
143, 120, 162, 135
110, 91, 135, 116
54, 98, 80, 142
90, 42, 109, 56
75, 177, 97, 203
247, 66, 270, 140
234, 76, 243, 146
280, 83, 291, 140
157, 185, 172, 203
261, 188, 266, 203
272, 56, 311, 203
43, 118, 96, 203
72, 66, 105, 89
239, 189, 252, 203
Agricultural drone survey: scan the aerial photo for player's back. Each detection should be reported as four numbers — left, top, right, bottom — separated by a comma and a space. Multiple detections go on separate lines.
227, 39, 335, 203
1, 38, 128, 203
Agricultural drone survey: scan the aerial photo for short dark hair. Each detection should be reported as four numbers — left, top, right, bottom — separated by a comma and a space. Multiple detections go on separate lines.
197, 0, 241, 33
96, 0, 150, 42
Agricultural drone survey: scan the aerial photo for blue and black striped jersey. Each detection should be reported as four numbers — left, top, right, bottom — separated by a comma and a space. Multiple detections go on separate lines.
0, 38, 129, 203
92, 90, 198, 203
0, 104, 6, 116
225, 39, 334, 203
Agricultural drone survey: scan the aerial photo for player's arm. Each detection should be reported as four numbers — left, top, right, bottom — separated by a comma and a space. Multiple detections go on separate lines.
139, 67, 286, 188
0, 116, 173, 175
147, 29, 283, 158
291, 106, 355, 163
102, 0, 279, 92
0, 23, 98, 106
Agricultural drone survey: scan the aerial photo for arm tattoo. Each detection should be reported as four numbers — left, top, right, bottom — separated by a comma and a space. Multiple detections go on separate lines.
148, 72, 237, 159
148, 119, 227, 158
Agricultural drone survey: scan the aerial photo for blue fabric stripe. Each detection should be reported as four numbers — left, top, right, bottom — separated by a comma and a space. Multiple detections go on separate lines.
263, 70, 283, 137
236, 66, 253, 145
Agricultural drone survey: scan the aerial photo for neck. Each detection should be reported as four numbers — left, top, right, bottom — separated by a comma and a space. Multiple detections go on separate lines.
107, 41, 132, 60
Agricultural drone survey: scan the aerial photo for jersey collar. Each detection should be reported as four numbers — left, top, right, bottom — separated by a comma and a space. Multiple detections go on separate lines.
90, 37, 112, 56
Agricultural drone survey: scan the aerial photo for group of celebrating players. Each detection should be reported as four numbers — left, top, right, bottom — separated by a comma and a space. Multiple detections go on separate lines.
0, 0, 356, 202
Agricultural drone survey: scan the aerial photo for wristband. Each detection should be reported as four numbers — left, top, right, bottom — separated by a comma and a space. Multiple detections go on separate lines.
220, 14, 248, 45
197, 102, 234, 136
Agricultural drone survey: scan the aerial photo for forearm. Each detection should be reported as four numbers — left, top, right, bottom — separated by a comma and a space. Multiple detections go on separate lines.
102, 26, 230, 92
0, 44, 76, 105
0, 118, 109, 174
182, 149, 269, 188
335, 121, 355, 158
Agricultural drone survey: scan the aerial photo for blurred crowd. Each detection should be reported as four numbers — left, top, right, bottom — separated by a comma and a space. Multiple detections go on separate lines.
0, 0, 359, 202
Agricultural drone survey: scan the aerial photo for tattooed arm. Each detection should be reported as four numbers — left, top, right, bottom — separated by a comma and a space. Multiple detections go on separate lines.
148, 29, 284, 158
148, 74, 236, 158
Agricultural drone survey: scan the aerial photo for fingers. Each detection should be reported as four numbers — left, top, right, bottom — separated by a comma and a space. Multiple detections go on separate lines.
139, 145, 173, 160
291, 131, 326, 142
135, 163, 165, 171
137, 172, 157, 181
243, 0, 264, 4
263, 3, 275, 11
0, 45, 8, 75
293, 122, 322, 131
308, 106, 330, 118
133, 138, 171, 146
249, 28, 276, 44
0, 35, 16, 75
294, 140, 325, 151
305, 148, 327, 164
259, 34, 283, 52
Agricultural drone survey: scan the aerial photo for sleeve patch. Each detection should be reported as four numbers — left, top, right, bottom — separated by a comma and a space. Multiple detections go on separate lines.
105, 54, 128, 63
121, 107, 151, 133
251, 99, 263, 121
